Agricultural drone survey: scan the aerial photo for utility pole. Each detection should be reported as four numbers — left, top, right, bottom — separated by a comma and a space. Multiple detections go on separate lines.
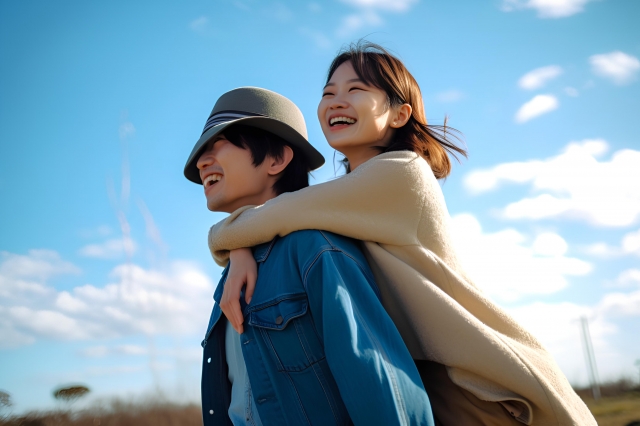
635, 359, 640, 386
580, 316, 601, 400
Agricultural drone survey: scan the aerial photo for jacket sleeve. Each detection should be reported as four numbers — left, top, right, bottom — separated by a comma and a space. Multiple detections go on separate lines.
208, 153, 424, 265
305, 249, 434, 426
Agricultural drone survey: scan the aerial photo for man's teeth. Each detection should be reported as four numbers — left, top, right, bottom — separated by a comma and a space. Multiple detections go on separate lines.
330, 116, 356, 125
204, 174, 222, 187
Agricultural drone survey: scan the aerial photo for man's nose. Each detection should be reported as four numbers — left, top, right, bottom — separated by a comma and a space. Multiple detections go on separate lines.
196, 149, 214, 171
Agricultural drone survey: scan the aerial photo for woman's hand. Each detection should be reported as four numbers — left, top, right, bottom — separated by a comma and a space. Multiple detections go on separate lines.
220, 248, 257, 334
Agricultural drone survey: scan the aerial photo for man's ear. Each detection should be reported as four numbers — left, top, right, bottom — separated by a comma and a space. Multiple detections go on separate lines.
390, 103, 412, 128
267, 145, 294, 176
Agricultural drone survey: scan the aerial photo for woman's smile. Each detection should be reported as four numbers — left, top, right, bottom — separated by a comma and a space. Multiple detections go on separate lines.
328, 113, 358, 131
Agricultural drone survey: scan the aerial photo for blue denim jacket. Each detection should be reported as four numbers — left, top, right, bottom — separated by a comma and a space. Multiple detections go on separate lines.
201, 230, 434, 426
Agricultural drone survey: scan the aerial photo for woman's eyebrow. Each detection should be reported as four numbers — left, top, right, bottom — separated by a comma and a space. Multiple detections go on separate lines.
323, 78, 365, 89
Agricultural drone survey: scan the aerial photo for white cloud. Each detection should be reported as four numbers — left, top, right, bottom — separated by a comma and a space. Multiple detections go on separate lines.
7, 306, 91, 340
0, 249, 216, 348
583, 227, 640, 259
615, 269, 640, 287
0, 250, 79, 298
435, 89, 465, 103
501, 0, 593, 18
464, 140, 640, 227
507, 302, 616, 385
622, 228, 640, 255
515, 94, 559, 123
450, 214, 591, 302
518, 65, 563, 90
188, 16, 209, 34
599, 290, 640, 317
78, 237, 136, 259
590, 51, 640, 85
339, 0, 417, 12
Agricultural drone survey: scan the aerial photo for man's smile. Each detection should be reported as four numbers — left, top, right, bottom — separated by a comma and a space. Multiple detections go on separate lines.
203, 172, 223, 193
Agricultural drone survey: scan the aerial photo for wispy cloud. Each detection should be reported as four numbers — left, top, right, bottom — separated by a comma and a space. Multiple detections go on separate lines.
80, 344, 147, 358
188, 16, 209, 34
299, 27, 332, 49
590, 51, 640, 85
335, 0, 417, 37
464, 140, 640, 227
339, 0, 418, 12
272, 2, 293, 21
514, 94, 559, 123
501, 0, 594, 18
518, 65, 563, 90
564, 86, 579, 97
308, 2, 322, 12
78, 237, 136, 259
435, 89, 465, 103
336, 10, 382, 37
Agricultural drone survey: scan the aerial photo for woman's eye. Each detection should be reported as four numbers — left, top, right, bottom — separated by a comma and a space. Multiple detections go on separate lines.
322, 92, 334, 97
349, 87, 363, 92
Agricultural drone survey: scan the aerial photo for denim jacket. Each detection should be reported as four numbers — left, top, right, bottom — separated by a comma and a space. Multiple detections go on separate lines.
201, 230, 434, 426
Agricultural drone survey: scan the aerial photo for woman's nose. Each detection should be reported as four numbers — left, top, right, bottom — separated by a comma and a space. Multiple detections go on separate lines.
329, 96, 348, 109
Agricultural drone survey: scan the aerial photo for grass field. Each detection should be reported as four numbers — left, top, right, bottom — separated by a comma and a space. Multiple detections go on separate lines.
2, 385, 639, 425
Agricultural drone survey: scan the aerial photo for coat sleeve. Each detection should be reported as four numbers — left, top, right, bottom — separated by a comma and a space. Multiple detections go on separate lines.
208, 153, 425, 265
305, 249, 435, 426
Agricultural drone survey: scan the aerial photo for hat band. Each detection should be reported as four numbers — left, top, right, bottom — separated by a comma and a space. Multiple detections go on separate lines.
201, 110, 265, 135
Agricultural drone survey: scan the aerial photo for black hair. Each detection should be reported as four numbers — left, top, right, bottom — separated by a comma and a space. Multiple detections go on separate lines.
223, 125, 310, 195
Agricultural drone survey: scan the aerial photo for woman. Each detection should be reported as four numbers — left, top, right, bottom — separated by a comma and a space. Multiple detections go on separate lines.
209, 41, 595, 426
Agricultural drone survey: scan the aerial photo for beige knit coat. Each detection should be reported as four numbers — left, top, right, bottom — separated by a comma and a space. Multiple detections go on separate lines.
208, 151, 595, 426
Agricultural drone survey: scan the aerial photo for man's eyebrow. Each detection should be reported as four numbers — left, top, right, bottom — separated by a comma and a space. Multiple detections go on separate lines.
323, 78, 365, 89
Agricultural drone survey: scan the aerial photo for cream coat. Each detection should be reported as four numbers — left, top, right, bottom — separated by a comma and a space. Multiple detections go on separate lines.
208, 151, 595, 426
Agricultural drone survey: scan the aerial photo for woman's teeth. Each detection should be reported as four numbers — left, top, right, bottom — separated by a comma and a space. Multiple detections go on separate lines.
330, 116, 356, 126
204, 174, 222, 187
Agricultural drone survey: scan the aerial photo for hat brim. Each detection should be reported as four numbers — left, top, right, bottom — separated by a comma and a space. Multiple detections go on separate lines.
184, 116, 325, 184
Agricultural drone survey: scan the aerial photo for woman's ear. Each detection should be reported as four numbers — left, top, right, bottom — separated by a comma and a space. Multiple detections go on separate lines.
390, 103, 412, 128
267, 145, 294, 176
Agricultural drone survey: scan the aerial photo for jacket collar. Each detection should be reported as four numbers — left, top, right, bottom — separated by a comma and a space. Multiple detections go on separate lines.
252, 238, 278, 263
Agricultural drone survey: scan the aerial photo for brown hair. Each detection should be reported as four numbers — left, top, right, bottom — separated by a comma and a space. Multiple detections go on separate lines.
326, 40, 467, 179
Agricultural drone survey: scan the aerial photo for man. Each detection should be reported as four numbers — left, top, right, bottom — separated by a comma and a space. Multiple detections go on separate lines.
184, 87, 434, 426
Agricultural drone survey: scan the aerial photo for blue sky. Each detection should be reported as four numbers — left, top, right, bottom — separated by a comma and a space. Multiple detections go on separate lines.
1, 0, 639, 413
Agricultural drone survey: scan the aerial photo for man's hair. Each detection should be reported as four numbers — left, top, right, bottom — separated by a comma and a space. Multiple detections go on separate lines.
224, 125, 310, 195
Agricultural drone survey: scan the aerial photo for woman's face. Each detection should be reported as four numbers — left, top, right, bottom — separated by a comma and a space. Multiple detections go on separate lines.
318, 61, 397, 168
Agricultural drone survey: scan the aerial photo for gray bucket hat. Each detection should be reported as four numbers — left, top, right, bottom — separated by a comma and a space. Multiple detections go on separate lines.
184, 87, 325, 184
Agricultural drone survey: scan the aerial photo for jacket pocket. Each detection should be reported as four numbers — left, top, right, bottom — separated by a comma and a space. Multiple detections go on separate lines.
248, 295, 325, 372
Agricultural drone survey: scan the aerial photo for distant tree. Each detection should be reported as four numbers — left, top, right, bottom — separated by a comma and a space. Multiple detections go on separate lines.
53, 385, 90, 404
0, 390, 12, 419
0, 390, 11, 408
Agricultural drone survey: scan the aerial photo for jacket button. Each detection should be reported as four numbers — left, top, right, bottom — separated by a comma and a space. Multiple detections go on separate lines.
207, 357, 211, 363
209, 410, 214, 415
275, 316, 283, 325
